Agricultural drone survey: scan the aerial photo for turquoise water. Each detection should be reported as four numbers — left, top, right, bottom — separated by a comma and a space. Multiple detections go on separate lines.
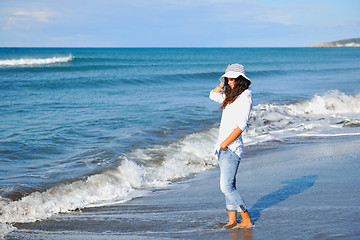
0, 48, 360, 226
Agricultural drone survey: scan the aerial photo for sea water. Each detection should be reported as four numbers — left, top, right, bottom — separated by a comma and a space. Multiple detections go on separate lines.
1, 48, 360, 233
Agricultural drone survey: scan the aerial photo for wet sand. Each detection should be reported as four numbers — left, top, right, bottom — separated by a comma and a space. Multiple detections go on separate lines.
8, 135, 360, 239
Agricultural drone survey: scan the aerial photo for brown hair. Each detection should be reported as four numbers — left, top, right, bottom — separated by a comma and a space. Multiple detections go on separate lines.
220, 75, 251, 110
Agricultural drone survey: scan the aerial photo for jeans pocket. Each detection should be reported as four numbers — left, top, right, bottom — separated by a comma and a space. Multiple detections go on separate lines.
219, 148, 231, 158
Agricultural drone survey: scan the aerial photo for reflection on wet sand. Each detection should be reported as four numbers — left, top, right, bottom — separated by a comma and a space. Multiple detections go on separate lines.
229, 227, 253, 240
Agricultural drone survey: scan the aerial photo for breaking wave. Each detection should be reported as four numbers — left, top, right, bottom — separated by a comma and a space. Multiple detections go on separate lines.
244, 91, 360, 144
0, 128, 218, 229
0, 55, 73, 67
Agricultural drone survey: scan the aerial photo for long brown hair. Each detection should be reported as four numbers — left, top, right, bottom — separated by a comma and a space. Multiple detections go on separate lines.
220, 75, 251, 110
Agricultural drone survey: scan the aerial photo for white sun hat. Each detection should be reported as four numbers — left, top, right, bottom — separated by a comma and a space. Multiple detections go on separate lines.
219, 63, 251, 83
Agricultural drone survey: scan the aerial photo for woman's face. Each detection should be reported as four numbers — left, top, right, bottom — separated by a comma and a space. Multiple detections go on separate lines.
228, 78, 236, 89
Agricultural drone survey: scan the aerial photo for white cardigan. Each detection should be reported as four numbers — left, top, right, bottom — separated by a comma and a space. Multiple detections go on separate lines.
209, 88, 252, 158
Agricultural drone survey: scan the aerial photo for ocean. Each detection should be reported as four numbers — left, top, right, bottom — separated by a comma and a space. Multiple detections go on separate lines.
1, 47, 360, 236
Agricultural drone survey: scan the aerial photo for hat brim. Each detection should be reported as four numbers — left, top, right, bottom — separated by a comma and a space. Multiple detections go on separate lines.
219, 71, 251, 83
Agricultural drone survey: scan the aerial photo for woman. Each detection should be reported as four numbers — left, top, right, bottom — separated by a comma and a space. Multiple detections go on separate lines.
209, 63, 253, 229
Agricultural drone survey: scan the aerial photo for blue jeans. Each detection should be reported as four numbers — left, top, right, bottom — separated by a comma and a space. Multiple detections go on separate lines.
218, 149, 247, 212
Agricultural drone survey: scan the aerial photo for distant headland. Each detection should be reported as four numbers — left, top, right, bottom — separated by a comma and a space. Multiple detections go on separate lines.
310, 38, 360, 47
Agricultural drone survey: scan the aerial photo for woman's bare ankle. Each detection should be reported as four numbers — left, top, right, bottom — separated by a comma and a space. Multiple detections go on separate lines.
232, 219, 253, 229
224, 221, 237, 227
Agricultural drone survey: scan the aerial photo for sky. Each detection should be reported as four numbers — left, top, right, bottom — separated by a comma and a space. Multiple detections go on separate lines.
0, 0, 359, 47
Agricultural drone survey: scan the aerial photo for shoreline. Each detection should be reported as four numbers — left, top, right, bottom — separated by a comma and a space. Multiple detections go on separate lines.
5, 135, 360, 239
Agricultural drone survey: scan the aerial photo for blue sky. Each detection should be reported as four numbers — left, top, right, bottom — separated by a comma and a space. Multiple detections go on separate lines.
0, 0, 359, 47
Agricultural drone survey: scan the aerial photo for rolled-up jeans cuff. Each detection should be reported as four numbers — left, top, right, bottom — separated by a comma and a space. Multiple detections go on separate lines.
226, 204, 236, 212
236, 204, 247, 213
226, 204, 247, 212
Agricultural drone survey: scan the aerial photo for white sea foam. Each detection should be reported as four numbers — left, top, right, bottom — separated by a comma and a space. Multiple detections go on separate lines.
1, 91, 359, 234
244, 91, 360, 144
0, 55, 73, 67
0, 223, 16, 239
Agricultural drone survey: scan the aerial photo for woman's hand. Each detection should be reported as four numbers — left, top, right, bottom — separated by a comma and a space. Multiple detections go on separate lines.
220, 143, 228, 151
220, 127, 243, 151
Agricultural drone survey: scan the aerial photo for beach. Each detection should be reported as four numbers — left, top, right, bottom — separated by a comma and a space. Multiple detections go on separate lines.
1, 48, 360, 239
6, 134, 360, 239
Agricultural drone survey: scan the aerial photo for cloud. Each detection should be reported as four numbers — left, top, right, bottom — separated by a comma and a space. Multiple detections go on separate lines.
13, 10, 56, 22
0, 8, 57, 31
0, 0, 358, 47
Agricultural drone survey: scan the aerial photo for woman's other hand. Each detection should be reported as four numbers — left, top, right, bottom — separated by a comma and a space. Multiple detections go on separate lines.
225, 64, 230, 73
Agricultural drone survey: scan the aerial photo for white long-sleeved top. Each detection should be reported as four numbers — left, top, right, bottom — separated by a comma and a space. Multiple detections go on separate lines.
209, 88, 252, 158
